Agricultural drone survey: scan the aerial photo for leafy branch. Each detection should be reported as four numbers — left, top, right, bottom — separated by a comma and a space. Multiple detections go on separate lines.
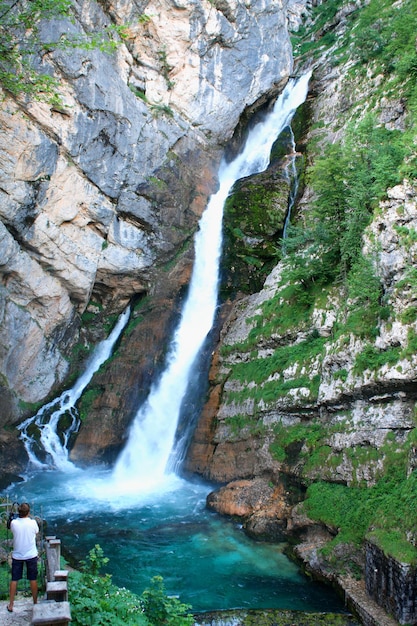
0, 0, 126, 103
68, 545, 194, 626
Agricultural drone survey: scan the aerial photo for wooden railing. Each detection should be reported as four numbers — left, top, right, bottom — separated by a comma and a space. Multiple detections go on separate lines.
31, 536, 71, 626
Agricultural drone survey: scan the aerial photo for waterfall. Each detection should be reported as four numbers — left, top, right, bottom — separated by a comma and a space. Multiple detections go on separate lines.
16, 71, 311, 489
18, 306, 130, 471
282, 125, 300, 243
112, 71, 312, 493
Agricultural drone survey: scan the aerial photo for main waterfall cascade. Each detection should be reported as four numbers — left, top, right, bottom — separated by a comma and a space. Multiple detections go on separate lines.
112, 70, 313, 492
1, 71, 350, 614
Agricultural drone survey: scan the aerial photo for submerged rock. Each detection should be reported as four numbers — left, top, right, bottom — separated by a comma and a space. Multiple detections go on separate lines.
193, 608, 360, 625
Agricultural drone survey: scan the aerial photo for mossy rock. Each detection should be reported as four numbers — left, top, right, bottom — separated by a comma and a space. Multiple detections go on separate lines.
221, 166, 290, 296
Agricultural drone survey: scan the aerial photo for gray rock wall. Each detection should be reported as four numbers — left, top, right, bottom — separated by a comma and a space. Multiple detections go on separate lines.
366, 540, 417, 624
0, 0, 302, 422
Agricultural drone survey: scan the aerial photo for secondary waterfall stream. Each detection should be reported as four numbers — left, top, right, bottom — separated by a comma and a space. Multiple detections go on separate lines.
18, 307, 131, 471
1, 70, 348, 614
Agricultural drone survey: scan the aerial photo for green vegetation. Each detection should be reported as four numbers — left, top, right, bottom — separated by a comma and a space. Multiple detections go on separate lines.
353, 344, 402, 375
2, 545, 191, 621
220, 0, 417, 416
0, 0, 127, 103
78, 387, 102, 421
218, 0, 417, 574
269, 414, 409, 488
157, 47, 175, 90
227, 336, 325, 386
284, 113, 406, 294
68, 545, 194, 626
0, 498, 10, 597
0, 0, 72, 102
293, 0, 417, 104
303, 438, 417, 565
221, 335, 324, 413
270, 420, 330, 464
221, 164, 290, 297
353, 327, 417, 375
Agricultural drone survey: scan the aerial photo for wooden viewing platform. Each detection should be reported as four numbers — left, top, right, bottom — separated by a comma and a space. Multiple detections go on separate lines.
1, 535, 72, 626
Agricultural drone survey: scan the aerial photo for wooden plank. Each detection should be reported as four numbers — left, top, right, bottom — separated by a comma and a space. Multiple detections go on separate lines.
31, 600, 71, 625
46, 581, 68, 602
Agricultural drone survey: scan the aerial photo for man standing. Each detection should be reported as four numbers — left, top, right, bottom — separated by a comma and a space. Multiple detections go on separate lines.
7, 502, 39, 613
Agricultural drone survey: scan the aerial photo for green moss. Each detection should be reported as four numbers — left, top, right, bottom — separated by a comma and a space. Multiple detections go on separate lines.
221, 174, 289, 297
368, 529, 417, 564
270, 419, 331, 465
400, 306, 417, 324
353, 344, 402, 375
396, 267, 417, 298
147, 175, 168, 190
333, 368, 348, 382
78, 388, 102, 421
18, 398, 44, 415
303, 431, 417, 564
305, 445, 336, 473
403, 327, 417, 358
353, 329, 417, 375
224, 414, 267, 438
220, 336, 325, 415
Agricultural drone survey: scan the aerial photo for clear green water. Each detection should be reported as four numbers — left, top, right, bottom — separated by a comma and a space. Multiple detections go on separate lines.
5, 469, 347, 614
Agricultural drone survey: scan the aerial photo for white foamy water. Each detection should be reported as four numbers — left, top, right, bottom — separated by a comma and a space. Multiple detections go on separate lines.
17, 72, 312, 501
18, 307, 131, 471
110, 71, 312, 497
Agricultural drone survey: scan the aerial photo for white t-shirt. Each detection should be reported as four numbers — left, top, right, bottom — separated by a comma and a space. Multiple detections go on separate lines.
11, 517, 39, 560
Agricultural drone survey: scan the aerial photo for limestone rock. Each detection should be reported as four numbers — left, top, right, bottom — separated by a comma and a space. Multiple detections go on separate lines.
0, 0, 297, 433
113, 0, 293, 139
186, 10, 417, 497
0, 222, 72, 405
206, 477, 293, 540
365, 539, 417, 624
207, 478, 273, 517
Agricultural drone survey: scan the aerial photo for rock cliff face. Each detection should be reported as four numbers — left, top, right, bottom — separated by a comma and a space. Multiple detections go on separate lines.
187, 4, 417, 457
0, 0, 303, 466
2, 0, 416, 622
366, 540, 417, 625
186, 180, 417, 484
185, 0, 417, 622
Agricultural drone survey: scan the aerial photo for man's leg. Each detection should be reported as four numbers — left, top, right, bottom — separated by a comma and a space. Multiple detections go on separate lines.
30, 579, 38, 604
27, 557, 39, 604
8, 580, 17, 611
8, 559, 23, 611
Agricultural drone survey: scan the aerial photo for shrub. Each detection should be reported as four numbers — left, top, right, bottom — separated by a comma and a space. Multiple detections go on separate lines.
68, 545, 193, 626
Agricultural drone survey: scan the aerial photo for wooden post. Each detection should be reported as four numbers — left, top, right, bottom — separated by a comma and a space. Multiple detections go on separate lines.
45, 539, 61, 582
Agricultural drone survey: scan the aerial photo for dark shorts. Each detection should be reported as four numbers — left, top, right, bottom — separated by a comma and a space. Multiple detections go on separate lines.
11, 556, 38, 581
